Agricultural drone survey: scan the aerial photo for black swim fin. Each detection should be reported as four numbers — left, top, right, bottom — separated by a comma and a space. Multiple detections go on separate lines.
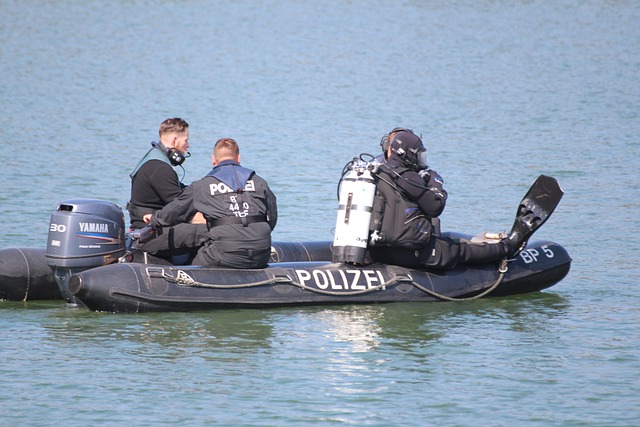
505, 175, 564, 257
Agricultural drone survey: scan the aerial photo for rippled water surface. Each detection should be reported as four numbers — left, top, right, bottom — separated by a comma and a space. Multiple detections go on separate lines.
1, 1, 639, 425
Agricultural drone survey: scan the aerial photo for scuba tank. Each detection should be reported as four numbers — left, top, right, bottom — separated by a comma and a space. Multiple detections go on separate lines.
332, 157, 378, 265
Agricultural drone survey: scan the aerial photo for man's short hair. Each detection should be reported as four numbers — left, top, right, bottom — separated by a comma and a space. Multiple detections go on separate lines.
159, 118, 189, 138
214, 138, 240, 159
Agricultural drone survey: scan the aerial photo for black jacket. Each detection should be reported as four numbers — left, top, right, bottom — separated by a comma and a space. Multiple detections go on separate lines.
151, 160, 277, 268
128, 147, 185, 229
370, 158, 447, 249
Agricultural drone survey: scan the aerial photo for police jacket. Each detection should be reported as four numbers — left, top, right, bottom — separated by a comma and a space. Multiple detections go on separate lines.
151, 160, 277, 261
128, 146, 185, 229
370, 158, 447, 249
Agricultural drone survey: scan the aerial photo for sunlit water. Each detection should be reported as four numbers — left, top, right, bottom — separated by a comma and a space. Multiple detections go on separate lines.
1, 1, 639, 425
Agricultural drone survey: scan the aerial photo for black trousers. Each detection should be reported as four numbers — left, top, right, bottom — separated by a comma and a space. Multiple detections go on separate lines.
138, 223, 209, 260
369, 235, 509, 270
192, 239, 272, 269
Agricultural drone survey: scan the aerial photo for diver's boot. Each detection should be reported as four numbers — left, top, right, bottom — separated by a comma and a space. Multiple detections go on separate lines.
503, 230, 527, 258
459, 240, 510, 265
501, 175, 565, 259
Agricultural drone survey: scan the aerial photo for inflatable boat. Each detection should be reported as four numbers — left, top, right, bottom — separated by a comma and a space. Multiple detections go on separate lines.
0, 175, 571, 312
0, 247, 62, 301
0, 233, 571, 311
69, 236, 570, 312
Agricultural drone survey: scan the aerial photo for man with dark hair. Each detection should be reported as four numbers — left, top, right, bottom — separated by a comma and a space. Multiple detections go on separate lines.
128, 118, 207, 260
144, 138, 278, 268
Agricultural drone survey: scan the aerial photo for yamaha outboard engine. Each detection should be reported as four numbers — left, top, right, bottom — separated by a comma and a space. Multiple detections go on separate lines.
45, 199, 126, 304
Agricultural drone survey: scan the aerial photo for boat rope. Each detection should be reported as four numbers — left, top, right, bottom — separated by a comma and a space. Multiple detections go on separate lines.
172, 274, 281, 289
155, 258, 509, 300
163, 270, 403, 296
408, 258, 509, 301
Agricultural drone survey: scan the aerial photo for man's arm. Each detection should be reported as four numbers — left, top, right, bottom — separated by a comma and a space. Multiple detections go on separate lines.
265, 184, 278, 230
397, 170, 447, 219
149, 184, 198, 227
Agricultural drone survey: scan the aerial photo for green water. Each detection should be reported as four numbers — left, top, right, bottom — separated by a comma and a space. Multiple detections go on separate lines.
1, 1, 639, 425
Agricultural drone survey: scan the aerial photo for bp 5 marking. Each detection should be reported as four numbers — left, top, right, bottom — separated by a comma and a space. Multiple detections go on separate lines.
519, 245, 555, 264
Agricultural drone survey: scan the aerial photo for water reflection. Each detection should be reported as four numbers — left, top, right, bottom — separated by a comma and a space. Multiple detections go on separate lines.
268, 291, 570, 354
38, 292, 569, 358
42, 308, 276, 355
10, 293, 574, 425
310, 306, 384, 353
236, 294, 570, 408
373, 292, 571, 355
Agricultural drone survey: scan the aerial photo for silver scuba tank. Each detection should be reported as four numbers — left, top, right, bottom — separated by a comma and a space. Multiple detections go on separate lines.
332, 159, 378, 265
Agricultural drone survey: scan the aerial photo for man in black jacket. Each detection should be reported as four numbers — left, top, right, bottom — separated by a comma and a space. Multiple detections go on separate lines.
128, 118, 208, 260
144, 138, 277, 268
368, 129, 523, 269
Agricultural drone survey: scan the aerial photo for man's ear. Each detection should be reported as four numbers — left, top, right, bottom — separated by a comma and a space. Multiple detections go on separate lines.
212, 154, 217, 166
167, 135, 177, 148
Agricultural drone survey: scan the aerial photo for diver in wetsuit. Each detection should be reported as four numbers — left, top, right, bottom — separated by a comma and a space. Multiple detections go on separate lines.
368, 130, 524, 269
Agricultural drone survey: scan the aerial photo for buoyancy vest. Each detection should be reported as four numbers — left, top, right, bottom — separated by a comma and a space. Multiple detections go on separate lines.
127, 144, 181, 229
129, 145, 173, 179
369, 166, 432, 249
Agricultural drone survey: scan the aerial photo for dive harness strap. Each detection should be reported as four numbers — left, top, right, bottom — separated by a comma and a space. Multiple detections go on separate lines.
207, 214, 267, 229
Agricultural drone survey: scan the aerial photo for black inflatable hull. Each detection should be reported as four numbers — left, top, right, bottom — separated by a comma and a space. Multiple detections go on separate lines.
0, 248, 62, 301
0, 241, 334, 301
69, 239, 571, 313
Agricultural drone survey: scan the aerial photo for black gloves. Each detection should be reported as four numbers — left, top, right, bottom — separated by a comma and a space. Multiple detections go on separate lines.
419, 169, 447, 201
419, 169, 444, 190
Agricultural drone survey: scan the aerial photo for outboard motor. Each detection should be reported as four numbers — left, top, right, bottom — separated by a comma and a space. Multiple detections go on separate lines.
45, 199, 126, 304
